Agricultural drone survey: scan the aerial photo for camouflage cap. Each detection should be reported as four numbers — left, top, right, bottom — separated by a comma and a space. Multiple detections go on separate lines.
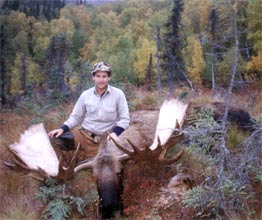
91, 62, 112, 76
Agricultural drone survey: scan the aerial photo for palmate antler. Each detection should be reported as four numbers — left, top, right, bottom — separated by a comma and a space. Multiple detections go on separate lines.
109, 99, 190, 164
109, 135, 183, 164
6, 123, 126, 180
6, 123, 81, 180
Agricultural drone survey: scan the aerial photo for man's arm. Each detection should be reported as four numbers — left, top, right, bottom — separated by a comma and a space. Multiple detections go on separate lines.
48, 93, 85, 138
63, 93, 86, 129
113, 90, 130, 136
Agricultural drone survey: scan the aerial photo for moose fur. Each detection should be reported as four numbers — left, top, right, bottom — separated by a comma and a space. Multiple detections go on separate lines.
92, 136, 123, 219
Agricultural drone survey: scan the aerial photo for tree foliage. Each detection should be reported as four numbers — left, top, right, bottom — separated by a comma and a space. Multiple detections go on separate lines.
183, 36, 205, 85
183, 106, 262, 219
0, 0, 261, 106
133, 38, 156, 84
162, 0, 185, 95
245, 0, 262, 81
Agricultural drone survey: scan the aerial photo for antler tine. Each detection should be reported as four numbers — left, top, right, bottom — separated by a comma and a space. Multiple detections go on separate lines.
109, 133, 133, 155
159, 149, 184, 165
6, 147, 30, 170
74, 158, 95, 173
117, 154, 130, 161
5, 154, 50, 181
62, 143, 80, 171
126, 138, 143, 153
54, 143, 82, 180
175, 119, 180, 129
12, 157, 31, 170
151, 136, 164, 155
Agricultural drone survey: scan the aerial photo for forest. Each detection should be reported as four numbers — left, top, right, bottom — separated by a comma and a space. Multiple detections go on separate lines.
0, 0, 261, 107
0, 0, 262, 219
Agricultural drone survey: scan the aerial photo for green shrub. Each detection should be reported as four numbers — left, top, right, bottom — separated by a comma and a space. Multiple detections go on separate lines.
183, 108, 262, 219
36, 178, 84, 220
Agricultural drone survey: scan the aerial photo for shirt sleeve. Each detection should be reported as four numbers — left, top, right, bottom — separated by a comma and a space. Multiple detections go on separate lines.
60, 124, 69, 133
115, 90, 130, 130
112, 126, 125, 136
64, 93, 86, 129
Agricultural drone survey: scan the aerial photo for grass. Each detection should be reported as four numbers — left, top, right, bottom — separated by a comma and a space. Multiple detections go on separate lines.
0, 196, 40, 220
1, 171, 36, 195
252, 94, 262, 122
228, 207, 262, 220
128, 90, 161, 110
226, 124, 250, 148
0, 167, 41, 219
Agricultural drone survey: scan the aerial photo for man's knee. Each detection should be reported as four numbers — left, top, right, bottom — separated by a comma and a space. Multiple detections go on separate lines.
51, 132, 75, 151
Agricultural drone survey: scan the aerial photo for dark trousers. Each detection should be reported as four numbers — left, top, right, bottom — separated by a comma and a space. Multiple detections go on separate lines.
52, 131, 75, 151
51, 128, 100, 161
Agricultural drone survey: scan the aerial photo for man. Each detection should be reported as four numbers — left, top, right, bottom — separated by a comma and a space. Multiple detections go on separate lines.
48, 61, 130, 158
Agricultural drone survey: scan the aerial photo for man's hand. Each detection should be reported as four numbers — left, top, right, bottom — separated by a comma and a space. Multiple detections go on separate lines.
48, 128, 64, 139
107, 132, 118, 141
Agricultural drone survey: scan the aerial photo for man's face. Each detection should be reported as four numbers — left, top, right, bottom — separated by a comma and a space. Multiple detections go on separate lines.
92, 71, 110, 90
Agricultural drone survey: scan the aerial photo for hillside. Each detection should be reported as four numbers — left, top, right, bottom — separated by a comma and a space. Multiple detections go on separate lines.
1, 88, 262, 220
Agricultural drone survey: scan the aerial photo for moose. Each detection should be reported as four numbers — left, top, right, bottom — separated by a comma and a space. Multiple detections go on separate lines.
6, 98, 189, 219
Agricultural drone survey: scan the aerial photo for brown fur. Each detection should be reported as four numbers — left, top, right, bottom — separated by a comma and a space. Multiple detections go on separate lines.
92, 134, 123, 219
92, 135, 121, 178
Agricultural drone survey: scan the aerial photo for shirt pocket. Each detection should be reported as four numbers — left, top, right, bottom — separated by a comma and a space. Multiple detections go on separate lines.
86, 105, 97, 117
103, 107, 117, 121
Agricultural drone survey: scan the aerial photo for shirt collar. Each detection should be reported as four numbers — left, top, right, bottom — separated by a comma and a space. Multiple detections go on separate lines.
93, 85, 111, 96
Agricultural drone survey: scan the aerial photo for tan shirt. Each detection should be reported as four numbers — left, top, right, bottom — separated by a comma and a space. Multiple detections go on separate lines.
64, 85, 130, 135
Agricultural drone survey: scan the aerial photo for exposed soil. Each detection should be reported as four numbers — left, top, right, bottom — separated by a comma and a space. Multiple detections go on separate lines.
120, 160, 197, 220
1, 98, 261, 220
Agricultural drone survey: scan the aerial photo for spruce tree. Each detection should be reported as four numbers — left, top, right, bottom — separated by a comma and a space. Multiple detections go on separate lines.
162, 0, 185, 95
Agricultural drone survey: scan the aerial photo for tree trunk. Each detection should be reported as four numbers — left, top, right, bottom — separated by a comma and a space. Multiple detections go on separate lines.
0, 24, 6, 106
221, 7, 240, 133
215, 5, 240, 213
20, 53, 27, 95
211, 46, 216, 96
145, 53, 153, 92
28, 20, 34, 57
209, 8, 218, 96
180, 70, 198, 96
155, 26, 162, 97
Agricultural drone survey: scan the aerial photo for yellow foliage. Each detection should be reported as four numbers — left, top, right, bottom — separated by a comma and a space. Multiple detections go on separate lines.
33, 20, 50, 36
80, 42, 90, 61
34, 36, 50, 56
32, 21, 51, 54
8, 11, 28, 30
182, 0, 212, 34
246, 54, 262, 71
60, 5, 91, 33
247, 0, 262, 53
133, 39, 156, 82
82, 12, 120, 61
11, 53, 43, 95
185, 36, 205, 84
50, 17, 74, 40
128, 19, 149, 41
